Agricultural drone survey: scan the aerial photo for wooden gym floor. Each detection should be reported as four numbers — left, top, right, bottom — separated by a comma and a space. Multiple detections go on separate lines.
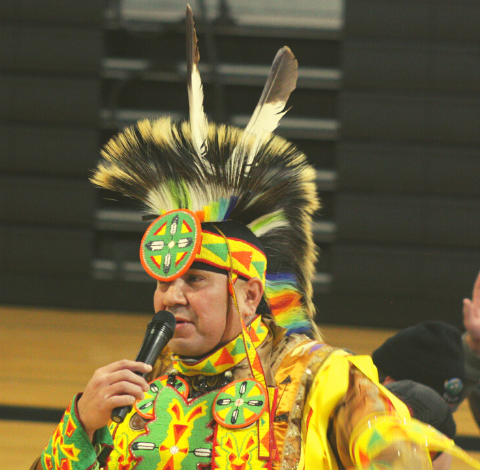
1, 305, 479, 469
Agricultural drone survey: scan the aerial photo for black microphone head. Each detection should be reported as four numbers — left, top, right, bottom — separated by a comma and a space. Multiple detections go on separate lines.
149, 310, 176, 335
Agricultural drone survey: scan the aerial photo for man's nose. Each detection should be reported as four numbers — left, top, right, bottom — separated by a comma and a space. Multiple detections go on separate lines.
162, 280, 187, 306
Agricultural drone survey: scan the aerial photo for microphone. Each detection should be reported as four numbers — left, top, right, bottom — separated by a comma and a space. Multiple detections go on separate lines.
111, 310, 176, 423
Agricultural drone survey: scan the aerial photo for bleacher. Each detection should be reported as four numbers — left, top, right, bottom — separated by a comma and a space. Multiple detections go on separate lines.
95, 1, 342, 298
1, 1, 480, 465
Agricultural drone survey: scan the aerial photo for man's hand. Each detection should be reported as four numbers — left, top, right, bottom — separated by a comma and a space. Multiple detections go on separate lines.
463, 270, 480, 354
77, 360, 152, 441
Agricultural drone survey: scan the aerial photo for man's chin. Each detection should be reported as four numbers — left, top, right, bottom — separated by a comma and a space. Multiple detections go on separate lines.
170, 338, 198, 357
169, 340, 213, 359
170, 337, 233, 360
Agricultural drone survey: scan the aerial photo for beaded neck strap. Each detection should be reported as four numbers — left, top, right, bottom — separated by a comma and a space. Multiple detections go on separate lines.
172, 315, 268, 376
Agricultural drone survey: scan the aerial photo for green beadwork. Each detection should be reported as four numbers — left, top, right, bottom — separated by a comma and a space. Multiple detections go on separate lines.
141, 210, 200, 281
132, 386, 216, 470
213, 379, 266, 428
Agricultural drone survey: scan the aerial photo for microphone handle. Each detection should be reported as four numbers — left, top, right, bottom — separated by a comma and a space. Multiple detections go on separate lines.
111, 325, 173, 424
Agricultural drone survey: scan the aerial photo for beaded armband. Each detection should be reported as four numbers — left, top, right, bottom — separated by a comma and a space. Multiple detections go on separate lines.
40, 394, 113, 470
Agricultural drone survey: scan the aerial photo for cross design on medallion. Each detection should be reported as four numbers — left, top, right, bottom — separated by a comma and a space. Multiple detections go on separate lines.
140, 209, 202, 281
213, 379, 267, 428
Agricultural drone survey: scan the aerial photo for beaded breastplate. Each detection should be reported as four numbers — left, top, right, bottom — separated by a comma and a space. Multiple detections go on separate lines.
106, 325, 329, 470
112, 374, 271, 470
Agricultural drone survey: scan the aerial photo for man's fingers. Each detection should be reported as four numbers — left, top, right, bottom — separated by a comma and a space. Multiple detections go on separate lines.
101, 360, 152, 375
106, 394, 136, 410
107, 381, 146, 402
108, 369, 150, 392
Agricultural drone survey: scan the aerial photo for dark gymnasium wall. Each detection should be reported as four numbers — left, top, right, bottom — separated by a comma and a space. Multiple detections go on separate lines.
0, 1, 151, 310
1, 0, 479, 330
317, 0, 480, 328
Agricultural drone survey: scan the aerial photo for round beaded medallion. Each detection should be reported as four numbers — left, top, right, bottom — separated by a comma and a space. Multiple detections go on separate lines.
140, 209, 202, 281
213, 379, 267, 429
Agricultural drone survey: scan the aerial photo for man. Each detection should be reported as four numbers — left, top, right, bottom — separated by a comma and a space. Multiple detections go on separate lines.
386, 380, 457, 470
372, 321, 466, 409
31, 7, 478, 470
78, 257, 265, 443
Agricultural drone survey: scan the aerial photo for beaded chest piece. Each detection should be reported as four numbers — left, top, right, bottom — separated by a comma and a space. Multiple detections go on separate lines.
108, 318, 277, 470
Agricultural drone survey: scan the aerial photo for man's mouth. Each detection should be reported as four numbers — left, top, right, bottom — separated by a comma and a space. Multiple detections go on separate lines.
174, 317, 193, 329
166, 310, 193, 331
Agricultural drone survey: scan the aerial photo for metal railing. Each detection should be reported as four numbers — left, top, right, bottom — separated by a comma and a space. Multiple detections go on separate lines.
112, 0, 344, 30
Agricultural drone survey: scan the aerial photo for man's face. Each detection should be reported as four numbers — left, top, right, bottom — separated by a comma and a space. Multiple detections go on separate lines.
153, 269, 243, 358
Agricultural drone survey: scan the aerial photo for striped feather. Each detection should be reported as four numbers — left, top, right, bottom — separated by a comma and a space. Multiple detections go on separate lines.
236, 46, 298, 169
186, 5, 209, 160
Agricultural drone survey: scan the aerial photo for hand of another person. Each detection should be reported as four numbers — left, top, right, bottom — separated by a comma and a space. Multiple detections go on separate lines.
77, 360, 152, 441
463, 270, 480, 353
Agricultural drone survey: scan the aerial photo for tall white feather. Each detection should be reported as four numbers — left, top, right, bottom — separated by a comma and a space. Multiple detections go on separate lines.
239, 46, 298, 169
186, 5, 209, 159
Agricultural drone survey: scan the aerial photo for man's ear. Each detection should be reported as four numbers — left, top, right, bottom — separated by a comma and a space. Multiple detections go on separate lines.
240, 277, 264, 320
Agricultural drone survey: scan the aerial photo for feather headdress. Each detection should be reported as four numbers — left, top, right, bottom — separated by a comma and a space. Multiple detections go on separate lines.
91, 6, 320, 337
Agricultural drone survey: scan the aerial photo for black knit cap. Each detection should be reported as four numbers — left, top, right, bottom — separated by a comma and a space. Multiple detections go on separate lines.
386, 380, 456, 439
372, 321, 465, 406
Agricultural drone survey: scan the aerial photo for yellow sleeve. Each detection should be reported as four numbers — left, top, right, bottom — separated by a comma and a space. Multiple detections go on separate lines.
299, 350, 480, 470
298, 350, 408, 470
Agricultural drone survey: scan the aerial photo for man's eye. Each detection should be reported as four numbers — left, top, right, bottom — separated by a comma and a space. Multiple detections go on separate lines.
188, 275, 203, 283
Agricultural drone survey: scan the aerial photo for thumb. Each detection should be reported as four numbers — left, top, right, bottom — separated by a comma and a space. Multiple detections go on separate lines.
463, 298, 473, 320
